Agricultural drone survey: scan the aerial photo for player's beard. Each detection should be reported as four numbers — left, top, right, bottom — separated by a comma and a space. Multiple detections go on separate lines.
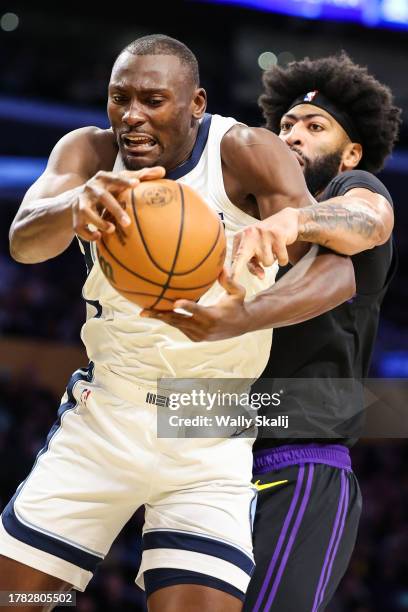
302, 150, 343, 197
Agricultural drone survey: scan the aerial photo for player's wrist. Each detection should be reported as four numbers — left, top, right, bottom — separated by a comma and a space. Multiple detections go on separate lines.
278, 206, 301, 245
296, 207, 311, 241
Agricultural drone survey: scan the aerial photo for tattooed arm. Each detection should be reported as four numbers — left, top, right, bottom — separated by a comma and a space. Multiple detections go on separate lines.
297, 188, 393, 255
231, 186, 394, 277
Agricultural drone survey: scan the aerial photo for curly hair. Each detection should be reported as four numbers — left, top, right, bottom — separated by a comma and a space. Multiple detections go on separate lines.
259, 52, 402, 173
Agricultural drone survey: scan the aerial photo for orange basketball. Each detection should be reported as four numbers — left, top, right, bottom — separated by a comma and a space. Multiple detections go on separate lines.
96, 179, 226, 310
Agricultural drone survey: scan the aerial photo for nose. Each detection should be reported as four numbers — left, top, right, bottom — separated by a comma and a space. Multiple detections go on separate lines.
122, 100, 145, 127
282, 122, 305, 147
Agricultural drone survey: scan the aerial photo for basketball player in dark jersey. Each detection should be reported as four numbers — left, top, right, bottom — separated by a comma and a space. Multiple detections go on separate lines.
133, 52, 399, 611
148, 52, 398, 610
238, 53, 400, 611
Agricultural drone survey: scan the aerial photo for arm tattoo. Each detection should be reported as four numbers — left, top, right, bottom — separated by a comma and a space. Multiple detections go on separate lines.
298, 203, 379, 245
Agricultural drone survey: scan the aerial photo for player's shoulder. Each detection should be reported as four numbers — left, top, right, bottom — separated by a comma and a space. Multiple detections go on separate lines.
332, 168, 378, 184
57, 127, 116, 161
324, 169, 392, 204
221, 124, 282, 169
85, 127, 118, 171
222, 124, 277, 147
49, 127, 117, 177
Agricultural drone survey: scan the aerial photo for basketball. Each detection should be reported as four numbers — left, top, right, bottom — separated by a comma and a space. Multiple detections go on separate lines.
96, 179, 226, 310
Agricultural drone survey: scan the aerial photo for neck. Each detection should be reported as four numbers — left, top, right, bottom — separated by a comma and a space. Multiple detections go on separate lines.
167, 120, 200, 173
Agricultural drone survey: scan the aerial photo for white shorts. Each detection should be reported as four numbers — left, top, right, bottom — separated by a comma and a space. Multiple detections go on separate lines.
0, 363, 257, 599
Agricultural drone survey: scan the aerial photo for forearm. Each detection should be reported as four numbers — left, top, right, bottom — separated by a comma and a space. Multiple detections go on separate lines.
296, 197, 386, 255
245, 246, 355, 331
9, 186, 83, 264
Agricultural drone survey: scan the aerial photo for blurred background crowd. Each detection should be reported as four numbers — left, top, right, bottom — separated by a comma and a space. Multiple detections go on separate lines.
0, 1, 407, 610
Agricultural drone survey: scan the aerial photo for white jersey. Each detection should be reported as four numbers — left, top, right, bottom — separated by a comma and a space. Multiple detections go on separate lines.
79, 114, 278, 386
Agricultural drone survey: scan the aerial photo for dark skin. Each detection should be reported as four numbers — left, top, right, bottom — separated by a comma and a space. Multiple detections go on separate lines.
6, 52, 354, 611
108, 53, 204, 173
226, 104, 394, 288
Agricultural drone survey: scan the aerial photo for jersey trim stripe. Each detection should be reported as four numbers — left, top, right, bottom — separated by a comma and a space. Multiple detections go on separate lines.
143, 529, 254, 576
1, 502, 103, 572
139, 548, 251, 595
77, 238, 103, 318
264, 464, 314, 609
253, 464, 315, 611
78, 237, 94, 274
144, 526, 253, 559
143, 568, 245, 601
312, 470, 350, 611
167, 114, 212, 180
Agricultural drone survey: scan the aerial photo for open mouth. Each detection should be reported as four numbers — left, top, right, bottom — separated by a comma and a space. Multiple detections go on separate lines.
122, 133, 158, 155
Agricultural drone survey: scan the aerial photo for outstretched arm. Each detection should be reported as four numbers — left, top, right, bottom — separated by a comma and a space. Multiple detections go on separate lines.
141, 246, 355, 341
141, 125, 356, 340
232, 188, 393, 278
297, 188, 393, 254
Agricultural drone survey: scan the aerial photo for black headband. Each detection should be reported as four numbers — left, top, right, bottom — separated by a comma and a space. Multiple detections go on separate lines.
287, 91, 361, 143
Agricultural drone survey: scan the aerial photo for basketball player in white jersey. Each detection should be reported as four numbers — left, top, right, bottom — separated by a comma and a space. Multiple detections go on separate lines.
2, 35, 355, 611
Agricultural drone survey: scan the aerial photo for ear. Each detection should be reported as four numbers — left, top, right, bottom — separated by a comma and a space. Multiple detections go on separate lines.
340, 142, 362, 171
191, 87, 207, 120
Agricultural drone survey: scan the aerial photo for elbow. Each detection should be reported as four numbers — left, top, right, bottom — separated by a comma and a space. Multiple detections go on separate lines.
9, 243, 20, 262
9, 226, 38, 264
9, 226, 23, 263
362, 210, 393, 250
344, 208, 393, 254
376, 201, 394, 246
376, 216, 393, 246
336, 219, 388, 256
361, 217, 391, 250
9, 238, 29, 264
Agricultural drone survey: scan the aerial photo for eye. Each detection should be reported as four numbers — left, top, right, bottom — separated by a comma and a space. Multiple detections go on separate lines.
147, 98, 164, 107
280, 122, 292, 132
111, 94, 128, 104
309, 123, 323, 132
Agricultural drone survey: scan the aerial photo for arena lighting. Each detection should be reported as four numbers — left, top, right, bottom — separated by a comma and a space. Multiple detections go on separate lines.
0, 12, 19, 31
0, 157, 47, 199
258, 51, 277, 70
197, 0, 408, 31
0, 95, 109, 129
379, 352, 408, 377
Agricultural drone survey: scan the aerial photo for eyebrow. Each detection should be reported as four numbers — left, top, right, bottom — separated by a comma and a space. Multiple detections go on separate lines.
281, 113, 331, 122
109, 84, 170, 93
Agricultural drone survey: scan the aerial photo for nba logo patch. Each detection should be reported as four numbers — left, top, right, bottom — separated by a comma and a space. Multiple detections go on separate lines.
304, 90, 318, 102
